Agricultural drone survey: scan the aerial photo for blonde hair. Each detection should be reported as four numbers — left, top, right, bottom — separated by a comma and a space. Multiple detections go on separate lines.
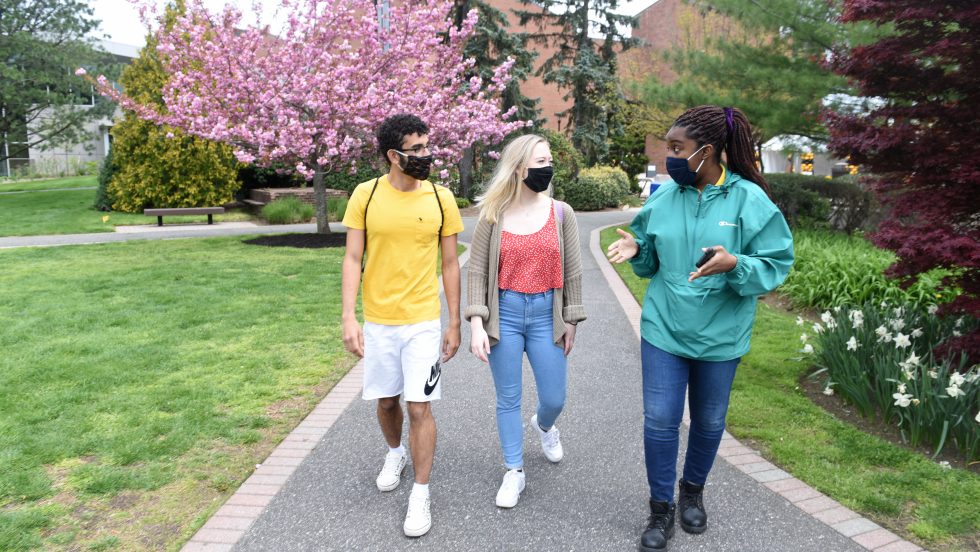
476, 134, 550, 223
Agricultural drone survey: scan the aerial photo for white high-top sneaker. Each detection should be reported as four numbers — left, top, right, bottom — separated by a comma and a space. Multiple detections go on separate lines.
495, 469, 526, 508
376, 450, 408, 492
532, 414, 564, 462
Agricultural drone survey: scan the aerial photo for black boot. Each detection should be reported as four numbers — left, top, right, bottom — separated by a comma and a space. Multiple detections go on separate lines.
678, 479, 707, 534
639, 499, 675, 551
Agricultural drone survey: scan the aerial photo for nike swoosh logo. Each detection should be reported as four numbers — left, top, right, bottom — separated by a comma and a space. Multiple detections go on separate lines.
423, 361, 441, 396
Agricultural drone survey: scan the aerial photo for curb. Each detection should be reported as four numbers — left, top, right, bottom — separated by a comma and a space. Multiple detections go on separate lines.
180, 244, 472, 551
589, 222, 925, 552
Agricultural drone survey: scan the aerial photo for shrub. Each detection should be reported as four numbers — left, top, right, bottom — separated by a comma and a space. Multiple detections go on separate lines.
803, 303, 979, 460
321, 163, 383, 194
94, 150, 115, 212
767, 175, 831, 229
261, 197, 314, 224
107, 32, 241, 212
455, 197, 471, 209
766, 173, 880, 233
562, 166, 630, 211
781, 229, 958, 310
538, 129, 583, 201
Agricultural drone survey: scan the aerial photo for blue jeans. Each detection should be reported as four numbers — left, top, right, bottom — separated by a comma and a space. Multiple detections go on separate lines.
641, 339, 739, 503
489, 289, 567, 469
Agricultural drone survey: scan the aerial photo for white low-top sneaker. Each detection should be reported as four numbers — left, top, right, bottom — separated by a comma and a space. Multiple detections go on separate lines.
376, 450, 408, 492
532, 414, 563, 462
403, 494, 432, 537
495, 469, 526, 508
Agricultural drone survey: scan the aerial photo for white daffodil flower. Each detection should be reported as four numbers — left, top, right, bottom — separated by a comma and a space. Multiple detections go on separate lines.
911, 328, 923, 338
949, 372, 965, 387
893, 333, 911, 348
846, 336, 859, 351
927, 304, 939, 315
796, 316, 805, 326
802, 344, 814, 354
946, 385, 965, 398
890, 319, 905, 331
892, 392, 913, 407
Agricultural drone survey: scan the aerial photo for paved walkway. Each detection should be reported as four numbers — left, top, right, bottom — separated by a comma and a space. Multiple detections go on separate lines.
2, 214, 921, 551
168, 211, 920, 552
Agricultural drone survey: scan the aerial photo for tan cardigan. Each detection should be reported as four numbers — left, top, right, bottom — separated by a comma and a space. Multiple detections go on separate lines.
464, 201, 587, 346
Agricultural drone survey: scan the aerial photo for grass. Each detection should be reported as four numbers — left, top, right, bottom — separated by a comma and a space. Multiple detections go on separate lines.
599, 226, 980, 552
0, 236, 356, 551
0, 176, 99, 192
0, 177, 254, 237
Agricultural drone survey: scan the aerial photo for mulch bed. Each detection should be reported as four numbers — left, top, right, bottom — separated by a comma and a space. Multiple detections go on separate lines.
242, 233, 346, 248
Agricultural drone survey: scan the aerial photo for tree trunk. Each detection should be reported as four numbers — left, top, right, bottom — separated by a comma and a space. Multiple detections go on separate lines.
459, 145, 474, 199
312, 163, 331, 234
756, 142, 765, 173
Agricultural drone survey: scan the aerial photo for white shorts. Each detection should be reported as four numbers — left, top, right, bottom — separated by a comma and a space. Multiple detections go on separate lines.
362, 319, 442, 402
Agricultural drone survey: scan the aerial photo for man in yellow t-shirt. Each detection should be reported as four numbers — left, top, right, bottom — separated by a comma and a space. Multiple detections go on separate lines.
341, 114, 463, 538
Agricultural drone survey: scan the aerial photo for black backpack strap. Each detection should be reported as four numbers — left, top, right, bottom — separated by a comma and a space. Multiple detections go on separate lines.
432, 181, 444, 240
361, 177, 380, 272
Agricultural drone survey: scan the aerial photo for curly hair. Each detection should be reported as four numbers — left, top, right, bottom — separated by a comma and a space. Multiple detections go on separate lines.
377, 114, 429, 166
672, 105, 770, 197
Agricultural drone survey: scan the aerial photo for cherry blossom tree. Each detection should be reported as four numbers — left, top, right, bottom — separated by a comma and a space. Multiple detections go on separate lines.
89, 0, 527, 233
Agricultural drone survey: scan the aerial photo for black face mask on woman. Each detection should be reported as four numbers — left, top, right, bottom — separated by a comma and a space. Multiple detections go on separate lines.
396, 152, 434, 181
524, 166, 554, 193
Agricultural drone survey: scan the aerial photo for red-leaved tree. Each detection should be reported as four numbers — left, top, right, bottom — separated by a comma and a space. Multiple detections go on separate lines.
88, 0, 527, 233
825, 0, 979, 359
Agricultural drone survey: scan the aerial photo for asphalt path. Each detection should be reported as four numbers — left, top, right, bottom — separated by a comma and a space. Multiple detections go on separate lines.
233, 211, 864, 552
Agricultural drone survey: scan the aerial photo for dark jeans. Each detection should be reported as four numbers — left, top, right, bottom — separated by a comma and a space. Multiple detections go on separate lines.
641, 339, 739, 503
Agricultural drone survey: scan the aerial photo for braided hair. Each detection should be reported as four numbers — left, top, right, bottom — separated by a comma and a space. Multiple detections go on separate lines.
671, 105, 770, 197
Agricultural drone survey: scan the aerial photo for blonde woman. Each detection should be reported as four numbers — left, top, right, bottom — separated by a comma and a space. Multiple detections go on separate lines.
464, 134, 586, 509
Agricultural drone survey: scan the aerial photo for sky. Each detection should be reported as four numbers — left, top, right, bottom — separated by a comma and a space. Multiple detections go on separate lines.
88, 0, 659, 48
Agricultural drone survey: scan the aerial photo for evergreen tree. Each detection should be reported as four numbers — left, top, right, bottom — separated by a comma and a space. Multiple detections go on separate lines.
107, 5, 240, 213
0, 0, 118, 167
453, 0, 541, 198
515, 0, 638, 165
826, 0, 980, 358
641, 0, 860, 154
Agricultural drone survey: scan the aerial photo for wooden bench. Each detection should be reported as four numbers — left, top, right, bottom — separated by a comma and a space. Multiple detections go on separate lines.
143, 207, 225, 226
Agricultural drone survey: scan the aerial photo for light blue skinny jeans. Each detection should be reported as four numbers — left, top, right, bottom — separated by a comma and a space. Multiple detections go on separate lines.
488, 289, 567, 469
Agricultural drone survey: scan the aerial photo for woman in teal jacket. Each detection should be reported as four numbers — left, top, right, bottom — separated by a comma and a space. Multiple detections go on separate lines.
607, 105, 793, 551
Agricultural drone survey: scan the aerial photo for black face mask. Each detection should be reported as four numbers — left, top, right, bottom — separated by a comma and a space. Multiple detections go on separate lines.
397, 152, 433, 181
524, 166, 554, 193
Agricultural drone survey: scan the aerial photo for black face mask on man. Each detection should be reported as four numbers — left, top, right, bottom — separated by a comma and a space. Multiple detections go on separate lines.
524, 166, 554, 193
396, 151, 434, 181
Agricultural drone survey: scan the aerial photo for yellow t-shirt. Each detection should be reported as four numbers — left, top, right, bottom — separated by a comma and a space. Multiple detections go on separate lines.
343, 175, 464, 325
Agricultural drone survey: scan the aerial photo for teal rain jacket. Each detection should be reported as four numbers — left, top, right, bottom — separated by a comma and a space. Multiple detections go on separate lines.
629, 170, 794, 361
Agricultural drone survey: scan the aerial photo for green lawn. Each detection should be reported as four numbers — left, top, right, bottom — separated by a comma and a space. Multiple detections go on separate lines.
0, 175, 99, 192
0, 186, 254, 237
600, 226, 980, 552
0, 236, 355, 551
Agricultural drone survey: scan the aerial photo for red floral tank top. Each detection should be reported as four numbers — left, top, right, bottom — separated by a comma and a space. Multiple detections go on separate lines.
498, 202, 563, 293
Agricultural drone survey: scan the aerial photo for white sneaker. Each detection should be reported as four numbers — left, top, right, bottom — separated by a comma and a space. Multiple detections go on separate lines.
403, 494, 432, 537
495, 469, 526, 508
376, 450, 408, 492
532, 414, 563, 462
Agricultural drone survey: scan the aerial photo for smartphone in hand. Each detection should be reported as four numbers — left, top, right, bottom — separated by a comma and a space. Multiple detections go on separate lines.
695, 247, 716, 269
